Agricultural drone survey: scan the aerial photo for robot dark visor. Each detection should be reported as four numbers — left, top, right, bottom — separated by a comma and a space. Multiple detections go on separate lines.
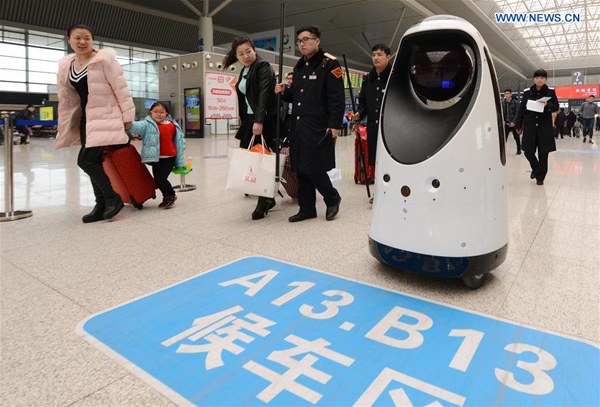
380, 30, 481, 165
409, 43, 474, 104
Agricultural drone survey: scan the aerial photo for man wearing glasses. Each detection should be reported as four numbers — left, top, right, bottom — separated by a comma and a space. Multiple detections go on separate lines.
275, 26, 345, 222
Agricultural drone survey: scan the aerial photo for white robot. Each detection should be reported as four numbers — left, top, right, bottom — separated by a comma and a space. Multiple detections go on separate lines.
369, 15, 508, 288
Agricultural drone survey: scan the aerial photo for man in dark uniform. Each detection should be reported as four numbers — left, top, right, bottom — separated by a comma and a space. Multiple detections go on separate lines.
275, 25, 345, 222
512, 69, 559, 185
501, 89, 520, 154
354, 44, 391, 172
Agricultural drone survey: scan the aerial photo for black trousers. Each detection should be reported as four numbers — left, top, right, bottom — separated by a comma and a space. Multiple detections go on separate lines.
77, 121, 117, 205
524, 150, 549, 182
16, 125, 30, 143
557, 125, 567, 138
297, 172, 341, 216
504, 124, 521, 151
150, 157, 176, 197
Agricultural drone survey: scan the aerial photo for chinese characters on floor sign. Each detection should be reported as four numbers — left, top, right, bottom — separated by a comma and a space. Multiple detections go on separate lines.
79, 257, 599, 406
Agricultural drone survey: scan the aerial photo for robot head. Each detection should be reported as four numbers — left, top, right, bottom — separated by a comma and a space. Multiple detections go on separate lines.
381, 15, 504, 165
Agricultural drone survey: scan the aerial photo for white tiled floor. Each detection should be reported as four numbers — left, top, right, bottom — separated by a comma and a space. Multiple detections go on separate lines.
1, 134, 599, 407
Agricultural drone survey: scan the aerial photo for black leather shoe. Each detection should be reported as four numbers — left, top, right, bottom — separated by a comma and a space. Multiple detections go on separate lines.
516, 150, 522, 155
252, 198, 275, 220
530, 171, 537, 179
536, 180, 544, 186
82, 204, 105, 223
326, 198, 341, 221
288, 212, 317, 223
103, 195, 124, 219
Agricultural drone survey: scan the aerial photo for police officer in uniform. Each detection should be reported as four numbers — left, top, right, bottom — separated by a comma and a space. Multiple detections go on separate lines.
276, 26, 345, 222
354, 44, 391, 170
512, 69, 559, 185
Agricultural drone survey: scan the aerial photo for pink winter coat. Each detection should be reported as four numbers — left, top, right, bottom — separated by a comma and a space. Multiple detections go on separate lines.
55, 48, 135, 149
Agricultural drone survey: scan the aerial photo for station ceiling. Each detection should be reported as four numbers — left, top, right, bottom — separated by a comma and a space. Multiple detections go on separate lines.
1, 0, 598, 88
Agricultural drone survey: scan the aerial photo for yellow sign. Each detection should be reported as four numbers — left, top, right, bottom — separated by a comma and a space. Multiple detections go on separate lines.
39, 106, 53, 121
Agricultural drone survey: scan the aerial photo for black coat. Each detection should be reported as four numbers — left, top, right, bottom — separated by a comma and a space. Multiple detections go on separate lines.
357, 64, 391, 166
514, 84, 559, 154
16, 108, 34, 121
283, 49, 345, 174
15, 108, 34, 131
555, 111, 567, 127
235, 57, 277, 149
501, 97, 519, 124
567, 112, 577, 128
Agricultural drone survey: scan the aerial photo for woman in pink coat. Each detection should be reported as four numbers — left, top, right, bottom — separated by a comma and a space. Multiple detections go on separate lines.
55, 24, 135, 223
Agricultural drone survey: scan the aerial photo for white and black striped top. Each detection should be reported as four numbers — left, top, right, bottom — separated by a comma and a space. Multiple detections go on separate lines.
69, 60, 89, 115
69, 60, 88, 83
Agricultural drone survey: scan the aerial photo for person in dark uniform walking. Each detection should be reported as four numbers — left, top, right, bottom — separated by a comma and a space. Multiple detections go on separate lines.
275, 25, 345, 222
354, 43, 392, 185
512, 69, 559, 186
501, 89, 520, 154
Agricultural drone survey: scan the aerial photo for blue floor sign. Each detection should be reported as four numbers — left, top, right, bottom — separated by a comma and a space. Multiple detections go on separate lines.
77, 257, 599, 406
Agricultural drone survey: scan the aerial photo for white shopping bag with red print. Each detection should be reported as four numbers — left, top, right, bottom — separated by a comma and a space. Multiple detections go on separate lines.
226, 137, 285, 198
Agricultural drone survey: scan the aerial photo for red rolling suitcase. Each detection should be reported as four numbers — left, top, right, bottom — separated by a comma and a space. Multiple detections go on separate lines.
280, 146, 299, 199
354, 125, 375, 185
103, 145, 157, 210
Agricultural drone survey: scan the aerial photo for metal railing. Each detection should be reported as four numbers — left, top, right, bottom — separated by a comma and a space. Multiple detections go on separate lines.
204, 116, 241, 139
1, 114, 34, 222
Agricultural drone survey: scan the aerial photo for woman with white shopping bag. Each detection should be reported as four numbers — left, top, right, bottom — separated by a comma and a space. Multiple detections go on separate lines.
223, 37, 279, 220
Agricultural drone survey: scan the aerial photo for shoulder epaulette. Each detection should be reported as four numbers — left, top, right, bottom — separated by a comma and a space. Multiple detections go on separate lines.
524, 88, 531, 92
323, 52, 337, 60
548, 87, 554, 90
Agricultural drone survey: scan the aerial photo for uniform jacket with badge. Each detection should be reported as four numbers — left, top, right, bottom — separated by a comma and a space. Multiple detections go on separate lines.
283, 49, 345, 174
514, 84, 559, 154
357, 64, 391, 166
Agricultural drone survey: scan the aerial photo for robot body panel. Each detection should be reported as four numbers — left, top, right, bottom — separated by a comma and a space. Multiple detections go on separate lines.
368, 16, 509, 283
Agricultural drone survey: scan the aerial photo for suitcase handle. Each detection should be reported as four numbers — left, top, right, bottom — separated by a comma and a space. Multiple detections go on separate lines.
104, 132, 134, 153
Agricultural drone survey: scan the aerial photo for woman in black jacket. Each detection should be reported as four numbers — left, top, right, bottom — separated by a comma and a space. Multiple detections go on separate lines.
223, 37, 278, 220
512, 69, 559, 185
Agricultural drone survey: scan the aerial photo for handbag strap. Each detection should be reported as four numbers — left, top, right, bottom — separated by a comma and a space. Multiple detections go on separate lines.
248, 134, 267, 154
247, 134, 256, 150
